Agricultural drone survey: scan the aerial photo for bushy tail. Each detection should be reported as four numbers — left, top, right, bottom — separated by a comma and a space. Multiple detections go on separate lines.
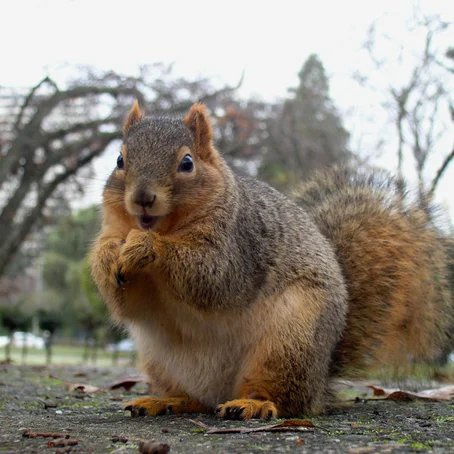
292, 166, 453, 373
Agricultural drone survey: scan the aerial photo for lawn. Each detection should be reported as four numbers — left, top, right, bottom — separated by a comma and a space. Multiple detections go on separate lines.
2, 344, 135, 366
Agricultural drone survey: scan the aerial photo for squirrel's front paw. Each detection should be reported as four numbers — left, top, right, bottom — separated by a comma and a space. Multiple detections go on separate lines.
124, 396, 208, 416
216, 399, 278, 420
115, 230, 155, 286
96, 239, 125, 288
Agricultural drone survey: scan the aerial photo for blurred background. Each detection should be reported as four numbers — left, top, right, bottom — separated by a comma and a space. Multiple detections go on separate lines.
0, 0, 453, 367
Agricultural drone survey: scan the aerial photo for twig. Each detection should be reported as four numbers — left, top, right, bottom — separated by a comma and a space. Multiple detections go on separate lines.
14, 76, 58, 132
186, 418, 315, 434
23, 429, 70, 439
428, 144, 454, 199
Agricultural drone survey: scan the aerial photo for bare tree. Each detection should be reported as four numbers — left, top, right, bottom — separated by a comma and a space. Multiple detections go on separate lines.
0, 65, 242, 278
355, 10, 453, 202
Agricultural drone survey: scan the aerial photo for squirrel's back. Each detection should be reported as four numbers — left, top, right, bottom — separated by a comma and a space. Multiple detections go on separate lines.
293, 167, 452, 373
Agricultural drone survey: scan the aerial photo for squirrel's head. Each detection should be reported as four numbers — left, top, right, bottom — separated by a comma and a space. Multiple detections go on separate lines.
104, 101, 224, 232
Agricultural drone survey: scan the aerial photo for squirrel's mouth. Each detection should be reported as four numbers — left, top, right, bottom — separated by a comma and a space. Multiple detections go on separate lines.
138, 215, 159, 230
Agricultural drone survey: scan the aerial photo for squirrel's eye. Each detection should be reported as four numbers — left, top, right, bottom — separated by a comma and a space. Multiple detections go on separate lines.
178, 154, 194, 173
117, 154, 124, 169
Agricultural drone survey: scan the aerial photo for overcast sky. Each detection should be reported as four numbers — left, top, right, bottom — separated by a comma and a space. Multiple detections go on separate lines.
2, 0, 453, 219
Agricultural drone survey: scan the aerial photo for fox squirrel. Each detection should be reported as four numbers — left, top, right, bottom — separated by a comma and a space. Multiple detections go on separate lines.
90, 101, 452, 419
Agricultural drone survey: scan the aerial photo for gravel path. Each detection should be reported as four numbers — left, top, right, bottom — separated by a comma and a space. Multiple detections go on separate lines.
0, 364, 453, 453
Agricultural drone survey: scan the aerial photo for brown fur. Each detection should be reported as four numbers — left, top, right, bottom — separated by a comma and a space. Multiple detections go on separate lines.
184, 103, 213, 159
292, 168, 452, 373
123, 100, 143, 136
89, 103, 451, 420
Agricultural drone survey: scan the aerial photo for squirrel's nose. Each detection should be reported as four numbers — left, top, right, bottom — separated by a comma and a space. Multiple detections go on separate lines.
133, 190, 156, 208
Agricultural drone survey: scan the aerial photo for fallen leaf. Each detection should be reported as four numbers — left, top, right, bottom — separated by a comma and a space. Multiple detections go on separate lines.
64, 382, 100, 394
369, 386, 387, 397
107, 376, 145, 391
368, 385, 454, 402
415, 386, 454, 400
386, 391, 416, 401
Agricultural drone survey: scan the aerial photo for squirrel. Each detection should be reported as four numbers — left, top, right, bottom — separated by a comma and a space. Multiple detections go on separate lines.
90, 101, 452, 419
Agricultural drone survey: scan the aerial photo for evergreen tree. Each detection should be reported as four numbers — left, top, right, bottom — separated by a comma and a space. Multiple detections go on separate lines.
41, 206, 109, 361
260, 55, 350, 189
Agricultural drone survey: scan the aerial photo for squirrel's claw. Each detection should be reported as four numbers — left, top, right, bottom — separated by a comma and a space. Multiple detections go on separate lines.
123, 396, 200, 417
216, 399, 278, 420
124, 404, 148, 417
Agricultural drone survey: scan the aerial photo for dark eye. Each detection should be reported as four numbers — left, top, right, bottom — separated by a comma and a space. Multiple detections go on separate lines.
178, 154, 194, 173
117, 154, 124, 169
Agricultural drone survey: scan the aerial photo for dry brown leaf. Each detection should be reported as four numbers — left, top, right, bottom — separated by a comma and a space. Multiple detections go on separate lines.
64, 382, 100, 394
386, 391, 417, 401
369, 385, 388, 397
415, 385, 454, 400
107, 376, 145, 391
368, 385, 454, 401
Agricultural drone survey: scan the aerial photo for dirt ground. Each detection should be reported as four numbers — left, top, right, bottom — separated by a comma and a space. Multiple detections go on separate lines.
0, 363, 453, 453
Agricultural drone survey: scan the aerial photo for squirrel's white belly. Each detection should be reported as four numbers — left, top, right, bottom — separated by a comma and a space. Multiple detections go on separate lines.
131, 311, 254, 407
159, 337, 245, 405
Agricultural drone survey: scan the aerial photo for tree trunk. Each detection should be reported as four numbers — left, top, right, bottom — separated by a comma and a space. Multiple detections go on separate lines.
112, 346, 119, 366
91, 335, 98, 365
82, 332, 90, 363
5, 331, 13, 362
21, 334, 28, 365
45, 333, 53, 366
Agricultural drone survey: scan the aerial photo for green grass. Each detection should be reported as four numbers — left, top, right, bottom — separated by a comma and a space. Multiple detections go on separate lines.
2, 344, 135, 367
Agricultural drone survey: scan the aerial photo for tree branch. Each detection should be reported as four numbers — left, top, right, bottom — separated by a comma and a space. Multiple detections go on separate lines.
13, 76, 58, 132
428, 144, 454, 199
0, 130, 121, 236
169, 75, 244, 114
44, 116, 122, 143
0, 132, 120, 276
0, 85, 143, 187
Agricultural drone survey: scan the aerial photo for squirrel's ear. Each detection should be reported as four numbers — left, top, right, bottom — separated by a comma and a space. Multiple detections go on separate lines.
123, 100, 144, 136
184, 103, 213, 159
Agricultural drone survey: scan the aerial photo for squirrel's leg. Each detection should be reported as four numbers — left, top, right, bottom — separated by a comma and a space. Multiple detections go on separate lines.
217, 283, 344, 420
